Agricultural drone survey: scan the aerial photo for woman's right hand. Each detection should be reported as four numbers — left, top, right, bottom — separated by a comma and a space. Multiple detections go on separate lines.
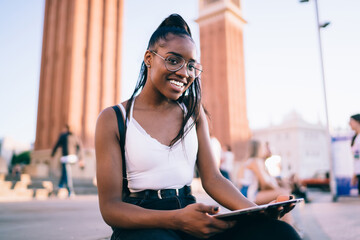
174, 203, 235, 239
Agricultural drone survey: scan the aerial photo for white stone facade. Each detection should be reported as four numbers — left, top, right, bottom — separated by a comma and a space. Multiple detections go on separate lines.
252, 111, 330, 179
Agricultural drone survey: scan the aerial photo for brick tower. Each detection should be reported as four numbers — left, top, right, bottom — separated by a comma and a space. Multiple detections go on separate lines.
197, 0, 250, 160
35, 0, 124, 150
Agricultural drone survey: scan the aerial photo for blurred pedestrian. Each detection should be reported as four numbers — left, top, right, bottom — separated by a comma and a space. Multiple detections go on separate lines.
51, 124, 83, 197
210, 135, 222, 168
220, 145, 234, 181
10, 151, 21, 180
349, 114, 360, 195
11, 164, 22, 179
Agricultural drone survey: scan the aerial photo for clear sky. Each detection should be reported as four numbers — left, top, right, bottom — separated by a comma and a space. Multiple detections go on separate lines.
1, 0, 359, 145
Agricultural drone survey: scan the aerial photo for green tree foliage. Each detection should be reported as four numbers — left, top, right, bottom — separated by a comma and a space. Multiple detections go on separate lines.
11, 151, 31, 165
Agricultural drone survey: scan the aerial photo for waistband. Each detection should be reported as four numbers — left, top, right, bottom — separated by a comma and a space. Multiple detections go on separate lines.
128, 185, 191, 199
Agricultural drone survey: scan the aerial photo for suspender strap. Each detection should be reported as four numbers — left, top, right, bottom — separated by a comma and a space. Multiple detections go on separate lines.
112, 105, 130, 197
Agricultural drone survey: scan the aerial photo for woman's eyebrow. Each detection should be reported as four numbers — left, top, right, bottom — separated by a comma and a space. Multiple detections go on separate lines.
167, 51, 196, 62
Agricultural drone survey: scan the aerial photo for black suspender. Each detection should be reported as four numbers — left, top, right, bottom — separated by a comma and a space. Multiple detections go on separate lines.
112, 105, 130, 198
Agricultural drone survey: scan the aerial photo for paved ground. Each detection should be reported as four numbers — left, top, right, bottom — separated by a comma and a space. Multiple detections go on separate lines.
0, 190, 359, 240
297, 190, 360, 240
196, 189, 360, 240
0, 195, 111, 240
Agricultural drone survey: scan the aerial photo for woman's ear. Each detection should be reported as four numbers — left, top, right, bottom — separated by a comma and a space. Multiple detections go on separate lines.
144, 50, 152, 68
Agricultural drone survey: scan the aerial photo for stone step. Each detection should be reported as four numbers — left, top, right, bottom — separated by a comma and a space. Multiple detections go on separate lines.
0, 188, 34, 202
1, 175, 98, 201
35, 188, 50, 200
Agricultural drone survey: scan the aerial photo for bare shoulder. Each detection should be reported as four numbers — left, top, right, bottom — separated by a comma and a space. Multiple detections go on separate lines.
97, 107, 117, 124
97, 99, 128, 121
96, 101, 129, 138
96, 106, 120, 138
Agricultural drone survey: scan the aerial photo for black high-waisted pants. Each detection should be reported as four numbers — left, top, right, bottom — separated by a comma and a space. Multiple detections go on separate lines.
111, 194, 301, 240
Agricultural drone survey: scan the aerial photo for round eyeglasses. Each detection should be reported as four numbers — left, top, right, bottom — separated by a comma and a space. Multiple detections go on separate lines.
150, 50, 203, 79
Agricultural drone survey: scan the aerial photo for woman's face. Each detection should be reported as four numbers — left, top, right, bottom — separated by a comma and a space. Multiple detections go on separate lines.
145, 34, 198, 101
349, 118, 360, 132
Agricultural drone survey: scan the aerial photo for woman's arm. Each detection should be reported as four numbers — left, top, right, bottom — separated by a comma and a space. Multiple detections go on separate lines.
95, 107, 231, 237
51, 135, 62, 157
196, 106, 256, 210
96, 107, 177, 228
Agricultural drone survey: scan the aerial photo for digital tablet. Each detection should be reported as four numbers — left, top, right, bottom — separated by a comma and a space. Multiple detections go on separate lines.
214, 198, 304, 221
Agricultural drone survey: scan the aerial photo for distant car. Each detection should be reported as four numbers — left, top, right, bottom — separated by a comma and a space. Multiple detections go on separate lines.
301, 171, 330, 191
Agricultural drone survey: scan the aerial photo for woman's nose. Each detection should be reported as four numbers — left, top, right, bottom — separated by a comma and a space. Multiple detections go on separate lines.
175, 65, 189, 78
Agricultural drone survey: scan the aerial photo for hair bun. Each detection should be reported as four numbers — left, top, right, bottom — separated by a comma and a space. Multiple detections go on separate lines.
158, 14, 192, 37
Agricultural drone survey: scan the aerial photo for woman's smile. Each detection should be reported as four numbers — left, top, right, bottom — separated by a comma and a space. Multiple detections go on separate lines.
169, 79, 185, 91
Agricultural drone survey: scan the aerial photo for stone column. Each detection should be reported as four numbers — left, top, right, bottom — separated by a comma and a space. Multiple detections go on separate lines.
35, 0, 124, 150
31, 0, 123, 179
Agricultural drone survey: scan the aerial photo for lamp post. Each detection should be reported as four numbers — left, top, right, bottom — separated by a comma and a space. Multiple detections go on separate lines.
300, 0, 337, 201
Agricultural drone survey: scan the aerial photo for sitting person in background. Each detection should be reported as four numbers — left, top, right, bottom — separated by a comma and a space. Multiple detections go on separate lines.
237, 140, 294, 225
289, 173, 310, 203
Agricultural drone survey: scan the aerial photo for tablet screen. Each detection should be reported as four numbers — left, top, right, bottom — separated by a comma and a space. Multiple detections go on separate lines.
214, 198, 303, 221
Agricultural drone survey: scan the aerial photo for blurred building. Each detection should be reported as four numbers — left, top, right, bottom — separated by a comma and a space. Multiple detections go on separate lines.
252, 111, 330, 179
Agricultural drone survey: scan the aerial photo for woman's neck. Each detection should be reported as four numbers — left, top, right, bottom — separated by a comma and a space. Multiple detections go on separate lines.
135, 90, 175, 111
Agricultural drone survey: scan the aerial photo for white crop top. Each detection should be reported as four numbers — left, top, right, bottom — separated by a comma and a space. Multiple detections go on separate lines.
118, 100, 198, 192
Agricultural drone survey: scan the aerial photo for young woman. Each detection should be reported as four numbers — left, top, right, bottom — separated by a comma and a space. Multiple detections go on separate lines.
95, 14, 300, 240
349, 114, 360, 195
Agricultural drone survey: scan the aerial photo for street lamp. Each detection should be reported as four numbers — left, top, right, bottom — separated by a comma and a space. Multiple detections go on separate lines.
299, 0, 337, 201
